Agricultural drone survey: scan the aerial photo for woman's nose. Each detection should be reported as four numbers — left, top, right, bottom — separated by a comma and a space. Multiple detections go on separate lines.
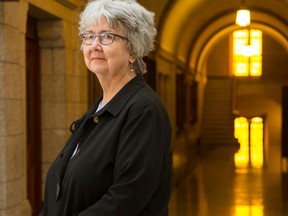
89, 37, 102, 50
91, 36, 102, 45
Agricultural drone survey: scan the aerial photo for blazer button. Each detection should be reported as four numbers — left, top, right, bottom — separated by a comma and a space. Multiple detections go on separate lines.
93, 116, 99, 123
71, 122, 75, 131
56, 183, 60, 200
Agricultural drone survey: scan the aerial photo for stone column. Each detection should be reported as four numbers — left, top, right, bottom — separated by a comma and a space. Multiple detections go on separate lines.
0, 1, 32, 216
37, 18, 88, 196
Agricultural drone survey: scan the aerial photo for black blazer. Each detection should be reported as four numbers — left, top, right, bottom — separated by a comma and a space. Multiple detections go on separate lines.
40, 74, 172, 216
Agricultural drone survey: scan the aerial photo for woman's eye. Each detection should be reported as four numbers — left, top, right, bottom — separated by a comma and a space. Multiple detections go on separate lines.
102, 34, 113, 39
87, 34, 95, 39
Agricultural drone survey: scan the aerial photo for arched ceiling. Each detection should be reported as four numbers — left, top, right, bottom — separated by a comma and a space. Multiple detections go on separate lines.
144, 0, 288, 72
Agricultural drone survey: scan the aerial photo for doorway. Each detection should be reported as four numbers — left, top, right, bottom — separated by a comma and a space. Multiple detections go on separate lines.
282, 86, 288, 164
26, 16, 42, 216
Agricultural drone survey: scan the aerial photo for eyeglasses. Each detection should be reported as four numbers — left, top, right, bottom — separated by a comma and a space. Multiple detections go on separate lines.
80, 33, 128, 45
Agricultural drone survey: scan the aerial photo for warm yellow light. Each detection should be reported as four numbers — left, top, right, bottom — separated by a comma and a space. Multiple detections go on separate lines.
234, 151, 249, 168
235, 205, 249, 215
250, 61, 262, 76
235, 205, 263, 216
232, 29, 262, 76
235, 62, 249, 76
250, 117, 264, 167
241, 45, 258, 57
236, 9, 250, 27
234, 117, 264, 169
234, 117, 249, 168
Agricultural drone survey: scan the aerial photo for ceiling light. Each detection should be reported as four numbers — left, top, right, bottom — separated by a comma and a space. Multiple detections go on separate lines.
236, 9, 250, 27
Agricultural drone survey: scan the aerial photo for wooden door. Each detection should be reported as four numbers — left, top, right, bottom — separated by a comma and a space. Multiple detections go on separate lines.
26, 16, 42, 216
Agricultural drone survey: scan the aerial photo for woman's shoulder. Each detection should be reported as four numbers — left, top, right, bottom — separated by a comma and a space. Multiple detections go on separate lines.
127, 84, 166, 113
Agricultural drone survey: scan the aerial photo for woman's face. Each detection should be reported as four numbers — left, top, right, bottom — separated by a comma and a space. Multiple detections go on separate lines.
82, 17, 132, 78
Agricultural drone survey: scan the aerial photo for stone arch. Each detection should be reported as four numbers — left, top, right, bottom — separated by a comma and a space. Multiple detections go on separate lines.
189, 11, 288, 78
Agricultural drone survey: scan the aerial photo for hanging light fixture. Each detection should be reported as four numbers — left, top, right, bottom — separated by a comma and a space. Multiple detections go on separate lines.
235, 0, 250, 27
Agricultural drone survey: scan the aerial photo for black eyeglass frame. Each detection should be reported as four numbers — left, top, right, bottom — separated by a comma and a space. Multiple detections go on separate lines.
80, 32, 128, 45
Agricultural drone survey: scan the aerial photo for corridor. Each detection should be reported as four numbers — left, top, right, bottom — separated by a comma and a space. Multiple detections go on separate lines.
169, 144, 288, 216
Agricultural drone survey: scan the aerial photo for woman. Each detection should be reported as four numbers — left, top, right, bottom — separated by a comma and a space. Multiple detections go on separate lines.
40, 0, 172, 215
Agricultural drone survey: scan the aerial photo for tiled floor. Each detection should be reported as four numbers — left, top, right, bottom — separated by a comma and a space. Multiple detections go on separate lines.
169, 144, 288, 216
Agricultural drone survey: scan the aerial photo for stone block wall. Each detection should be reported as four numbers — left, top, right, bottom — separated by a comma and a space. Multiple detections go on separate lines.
0, 1, 32, 216
37, 19, 88, 193
0, 0, 88, 215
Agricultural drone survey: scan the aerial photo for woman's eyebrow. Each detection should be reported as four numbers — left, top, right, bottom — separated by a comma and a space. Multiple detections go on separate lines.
84, 29, 115, 34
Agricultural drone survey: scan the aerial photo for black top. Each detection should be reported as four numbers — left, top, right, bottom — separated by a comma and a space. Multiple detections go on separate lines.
40, 74, 172, 216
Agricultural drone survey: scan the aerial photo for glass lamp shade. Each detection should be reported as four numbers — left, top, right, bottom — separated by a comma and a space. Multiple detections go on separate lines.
236, 9, 250, 27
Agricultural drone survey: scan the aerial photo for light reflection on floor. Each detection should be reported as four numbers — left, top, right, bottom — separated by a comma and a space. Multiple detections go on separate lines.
169, 145, 288, 216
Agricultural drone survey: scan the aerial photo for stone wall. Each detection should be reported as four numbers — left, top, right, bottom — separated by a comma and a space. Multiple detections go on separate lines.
37, 18, 88, 195
0, 1, 32, 216
0, 0, 88, 215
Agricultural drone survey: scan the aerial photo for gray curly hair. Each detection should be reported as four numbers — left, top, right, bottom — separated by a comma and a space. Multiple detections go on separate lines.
79, 0, 157, 74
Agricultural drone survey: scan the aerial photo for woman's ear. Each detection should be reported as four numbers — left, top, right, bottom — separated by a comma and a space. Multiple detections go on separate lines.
129, 55, 135, 64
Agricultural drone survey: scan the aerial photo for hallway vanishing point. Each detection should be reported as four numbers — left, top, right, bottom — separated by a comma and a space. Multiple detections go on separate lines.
169, 144, 288, 216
